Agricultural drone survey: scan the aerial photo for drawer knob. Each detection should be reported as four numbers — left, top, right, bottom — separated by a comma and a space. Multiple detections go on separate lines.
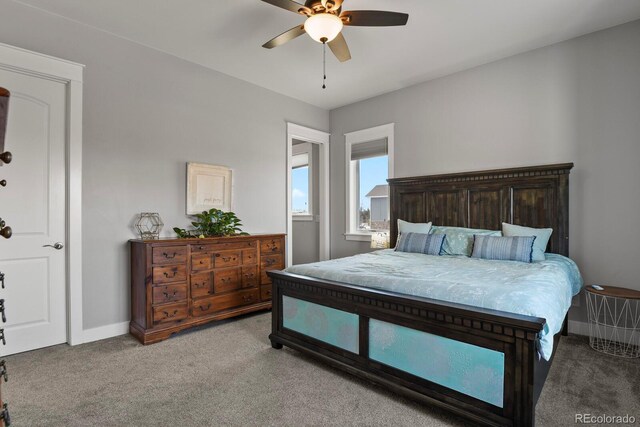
198, 303, 212, 311
243, 295, 253, 302
221, 277, 231, 283
162, 309, 179, 318
163, 270, 178, 278
163, 252, 177, 259
163, 290, 178, 300
265, 258, 276, 266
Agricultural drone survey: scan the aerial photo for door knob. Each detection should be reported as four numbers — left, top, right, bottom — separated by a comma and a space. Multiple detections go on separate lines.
0, 151, 11, 164
43, 242, 64, 250
0, 218, 10, 239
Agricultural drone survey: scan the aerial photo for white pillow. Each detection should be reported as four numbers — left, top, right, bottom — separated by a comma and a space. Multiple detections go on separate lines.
502, 223, 553, 262
398, 219, 432, 234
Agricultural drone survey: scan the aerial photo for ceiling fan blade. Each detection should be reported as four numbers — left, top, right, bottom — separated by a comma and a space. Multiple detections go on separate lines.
261, 0, 310, 15
262, 25, 306, 49
328, 33, 351, 62
340, 10, 409, 26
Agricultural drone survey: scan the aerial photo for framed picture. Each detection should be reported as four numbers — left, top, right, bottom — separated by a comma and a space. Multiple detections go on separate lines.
186, 162, 232, 214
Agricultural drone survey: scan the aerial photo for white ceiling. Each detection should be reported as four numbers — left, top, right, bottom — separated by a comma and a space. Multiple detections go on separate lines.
13, 0, 640, 109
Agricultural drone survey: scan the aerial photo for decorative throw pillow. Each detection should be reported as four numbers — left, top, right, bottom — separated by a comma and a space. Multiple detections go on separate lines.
471, 235, 536, 263
430, 226, 501, 256
502, 223, 552, 262
395, 232, 445, 256
398, 219, 432, 234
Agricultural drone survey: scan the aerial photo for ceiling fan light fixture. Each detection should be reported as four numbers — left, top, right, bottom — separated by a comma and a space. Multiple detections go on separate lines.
304, 13, 343, 43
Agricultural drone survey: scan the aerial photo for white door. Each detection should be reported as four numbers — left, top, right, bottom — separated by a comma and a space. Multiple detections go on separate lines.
0, 68, 67, 355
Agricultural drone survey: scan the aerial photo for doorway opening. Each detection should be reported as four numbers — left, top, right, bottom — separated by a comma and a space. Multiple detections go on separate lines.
286, 123, 330, 266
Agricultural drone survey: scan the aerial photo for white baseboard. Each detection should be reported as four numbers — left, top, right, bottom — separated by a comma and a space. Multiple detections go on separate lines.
568, 320, 590, 336
81, 321, 129, 344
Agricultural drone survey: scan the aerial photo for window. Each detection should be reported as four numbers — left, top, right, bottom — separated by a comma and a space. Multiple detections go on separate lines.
292, 143, 313, 219
345, 124, 394, 241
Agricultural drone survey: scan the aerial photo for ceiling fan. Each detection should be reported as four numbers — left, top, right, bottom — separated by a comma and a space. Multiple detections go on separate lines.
261, 0, 409, 63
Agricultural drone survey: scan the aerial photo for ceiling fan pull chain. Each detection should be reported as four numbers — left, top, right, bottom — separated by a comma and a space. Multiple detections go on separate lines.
322, 40, 327, 89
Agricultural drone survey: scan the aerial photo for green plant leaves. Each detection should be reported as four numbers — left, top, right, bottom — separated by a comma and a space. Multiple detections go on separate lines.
173, 209, 247, 238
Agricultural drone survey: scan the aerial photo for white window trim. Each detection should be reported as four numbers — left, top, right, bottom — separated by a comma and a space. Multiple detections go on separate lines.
292, 142, 313, 220
344, 123, 394, 242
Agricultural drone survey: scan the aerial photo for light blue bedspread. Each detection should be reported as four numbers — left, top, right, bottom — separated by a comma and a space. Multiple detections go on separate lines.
286, 250, 583, 360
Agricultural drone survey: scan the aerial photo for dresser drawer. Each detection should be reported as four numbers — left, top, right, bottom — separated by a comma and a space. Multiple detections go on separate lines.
261, 238, 283, 254
216, 289, 260, 312
191, 288, 260, 317
191, 297, 217, 317
241, 266, 259, 288
261, 254, 284, 269
153, 302, 188, 325
191, 254, 212, 272
152, 283, 187, 304
260, 254, 284, 285
260, 285, 272, 301
152, 246, 187, 265
191, 273, 213, 298
242, 249, 258, 265
214, 250, 241, 268
213, 268, 241, 293
153, 265, 187, 284
191, 240, 257, 254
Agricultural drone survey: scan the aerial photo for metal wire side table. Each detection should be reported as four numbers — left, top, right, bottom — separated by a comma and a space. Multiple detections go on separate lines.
585, 285, 640, 358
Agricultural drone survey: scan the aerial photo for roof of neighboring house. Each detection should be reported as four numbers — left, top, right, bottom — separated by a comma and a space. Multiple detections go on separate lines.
365, 184, 389, 198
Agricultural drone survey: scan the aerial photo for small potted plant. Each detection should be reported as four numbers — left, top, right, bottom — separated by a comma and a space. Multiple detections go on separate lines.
173, 208, 247, 238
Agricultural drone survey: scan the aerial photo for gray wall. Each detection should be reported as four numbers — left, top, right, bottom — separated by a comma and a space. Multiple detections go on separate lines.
0, 1, 329, 330
330, 20, 640, 324
292, 142, 320, 265
2, 0, 638, 331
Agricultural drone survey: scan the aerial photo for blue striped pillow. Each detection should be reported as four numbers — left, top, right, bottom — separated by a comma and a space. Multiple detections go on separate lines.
471, 235, 536, 263
395, 232, 445, 256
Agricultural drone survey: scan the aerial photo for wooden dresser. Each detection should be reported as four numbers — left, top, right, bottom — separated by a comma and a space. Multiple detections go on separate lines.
130, 234, 285, 344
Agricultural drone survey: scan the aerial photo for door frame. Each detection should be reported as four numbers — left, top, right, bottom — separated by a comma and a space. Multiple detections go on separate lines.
286, 123, 330, 266
0, 42, 84, 345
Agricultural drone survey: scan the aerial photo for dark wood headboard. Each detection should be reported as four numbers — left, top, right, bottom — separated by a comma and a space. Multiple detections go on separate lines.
388, 163, 573, 256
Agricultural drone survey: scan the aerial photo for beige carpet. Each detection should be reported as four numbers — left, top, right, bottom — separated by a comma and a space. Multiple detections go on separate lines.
5, 312, 639, 426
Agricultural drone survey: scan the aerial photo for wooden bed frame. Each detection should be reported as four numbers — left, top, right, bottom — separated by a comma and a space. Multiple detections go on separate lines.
268, 163, 573, 427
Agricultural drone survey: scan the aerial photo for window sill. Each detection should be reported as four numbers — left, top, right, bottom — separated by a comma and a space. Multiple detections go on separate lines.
293, 215, 314, 222
344, 232, 372, 242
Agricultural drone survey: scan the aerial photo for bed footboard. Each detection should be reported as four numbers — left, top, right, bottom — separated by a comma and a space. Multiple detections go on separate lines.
268, 270, 550, 427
